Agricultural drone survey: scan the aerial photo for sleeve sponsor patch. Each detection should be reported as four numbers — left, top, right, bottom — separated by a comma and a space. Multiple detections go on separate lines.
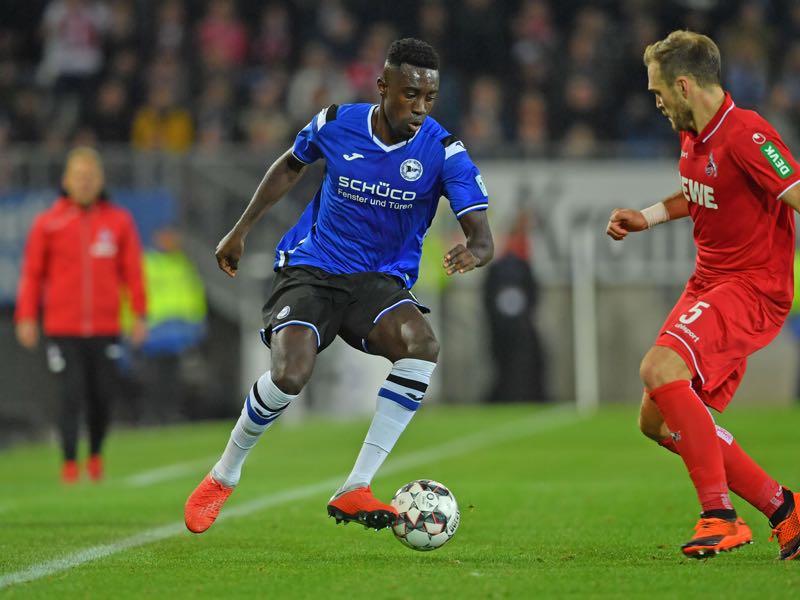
760, 141, 795, 179
475, 174, 488, 197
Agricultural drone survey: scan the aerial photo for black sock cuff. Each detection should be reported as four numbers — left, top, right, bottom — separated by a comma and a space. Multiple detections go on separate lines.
701, 508, 737, 521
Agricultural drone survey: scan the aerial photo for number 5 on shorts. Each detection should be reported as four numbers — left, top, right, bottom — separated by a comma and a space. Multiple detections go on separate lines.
679, 301, 710, 325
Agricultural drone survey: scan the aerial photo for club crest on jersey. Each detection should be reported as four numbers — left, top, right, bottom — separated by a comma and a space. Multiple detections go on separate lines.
400, 159, 423, 181
705, 152, 718, 178
277, 306, 290, 319
752, 132, 766, 144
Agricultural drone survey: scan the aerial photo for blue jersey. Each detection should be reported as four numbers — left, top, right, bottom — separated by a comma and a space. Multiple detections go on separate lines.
275, 103, 489, 288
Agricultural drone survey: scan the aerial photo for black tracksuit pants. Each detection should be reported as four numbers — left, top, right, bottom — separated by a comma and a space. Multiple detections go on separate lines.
46, 337, 121, 461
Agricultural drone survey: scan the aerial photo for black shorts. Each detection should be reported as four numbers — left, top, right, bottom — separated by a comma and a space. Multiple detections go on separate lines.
261, 265, 430, 353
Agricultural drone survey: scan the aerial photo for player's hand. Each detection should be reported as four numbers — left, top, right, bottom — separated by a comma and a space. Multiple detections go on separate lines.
215, 230, 245, 277
15, 320, 39, 349
606, 208, 648, 241
129, 317, 148, 348
443, 244, 480, 276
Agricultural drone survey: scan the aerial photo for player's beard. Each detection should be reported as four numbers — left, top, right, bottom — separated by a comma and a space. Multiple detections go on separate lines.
667, 97, 694, 132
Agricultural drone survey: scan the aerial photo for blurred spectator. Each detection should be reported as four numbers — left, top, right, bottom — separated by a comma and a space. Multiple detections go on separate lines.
346, 23, 396, 102
87, 78, 132, 143
153, 0, 189, 59
483, 209, 548, 403
510, 0, 558, 91
724, 37, 769, 109
0, 0, 798, 157
417, 0, 450, 64
8, 87, 44, 142
14, 147, 147, 483
122, 226, 207, 423
516, 91, 548, 158
250, 3, 293, 67
316, 1, 358, 61
37, 0, 109, 130
238, 72, 291, 152
554, 74, 604, 143
286, 42, 354, 125
105, 0, 138, 56
131, 81, 193, 153
559, 122, 600, 158
452, 0, 509, 75
196, 0, 248, 72
461, 76, 506, 157
195, 75, 236, 143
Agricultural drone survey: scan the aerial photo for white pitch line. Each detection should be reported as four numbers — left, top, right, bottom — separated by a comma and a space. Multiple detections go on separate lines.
0, 406, 580, 590
123, 457, 219, 487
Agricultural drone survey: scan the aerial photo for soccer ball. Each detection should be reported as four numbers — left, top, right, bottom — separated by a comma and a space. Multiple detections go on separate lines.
390, 479, 460, 551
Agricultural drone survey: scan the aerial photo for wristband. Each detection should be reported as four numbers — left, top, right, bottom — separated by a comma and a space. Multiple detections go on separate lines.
641, 202, 669, 229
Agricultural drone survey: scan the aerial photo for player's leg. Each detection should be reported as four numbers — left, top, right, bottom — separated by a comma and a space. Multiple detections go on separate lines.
185, 267, 334, 533
48, 338, 85, 483
84, 337, 120, 481
640, 345, 749, 557
328, 299, 438, 530
184, 326, 317, 534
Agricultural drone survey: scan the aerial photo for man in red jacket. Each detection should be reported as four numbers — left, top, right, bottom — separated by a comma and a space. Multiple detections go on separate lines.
15, 147, 147, 483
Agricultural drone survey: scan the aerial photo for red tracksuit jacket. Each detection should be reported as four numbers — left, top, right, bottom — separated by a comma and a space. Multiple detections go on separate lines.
15, 196, 147, 336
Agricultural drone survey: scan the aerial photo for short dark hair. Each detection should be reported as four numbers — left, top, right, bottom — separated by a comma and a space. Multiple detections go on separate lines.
386, 38, 439, 70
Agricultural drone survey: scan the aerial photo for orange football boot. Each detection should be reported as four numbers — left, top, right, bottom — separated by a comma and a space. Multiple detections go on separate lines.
61, 460, 79, 484
770, 491, 800, 560
184, 473, 234, 533
86, 454, 104, 481
326, 485, 398, 530
681, 516, 752, 559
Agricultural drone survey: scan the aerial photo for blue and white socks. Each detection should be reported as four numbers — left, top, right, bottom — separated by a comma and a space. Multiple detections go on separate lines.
212, 371, 297, 487
340, 358, 437, 492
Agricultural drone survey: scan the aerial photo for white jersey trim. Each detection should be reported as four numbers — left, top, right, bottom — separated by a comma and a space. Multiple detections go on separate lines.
445, 141, 466, 160
664, 330, 705, 384
272, 320, 321, 348
701, 101, 736, 143
456, 203, 489, 218
368, 105, 422, 152
316, 108, 329, 131
778, 178, 800, 199
291, 150, 311, 165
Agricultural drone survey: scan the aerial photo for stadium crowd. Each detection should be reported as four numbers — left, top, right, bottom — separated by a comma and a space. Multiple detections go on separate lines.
2, 0, 800, 158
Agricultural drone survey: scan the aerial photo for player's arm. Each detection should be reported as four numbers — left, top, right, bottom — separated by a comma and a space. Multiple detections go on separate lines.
778, 183, 800, 213
444, 210, 494, 276
606, 190, 689, 241
216, 148, 308, 277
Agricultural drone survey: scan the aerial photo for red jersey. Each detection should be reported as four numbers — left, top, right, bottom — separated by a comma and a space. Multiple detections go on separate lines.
15, 196, 147, 336
679, 93, 800, 316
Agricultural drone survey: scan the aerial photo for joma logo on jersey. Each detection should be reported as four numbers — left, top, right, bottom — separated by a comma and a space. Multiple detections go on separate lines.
760, 142, 794, 179
337, 176, 417, 201
680, 176, 718, 209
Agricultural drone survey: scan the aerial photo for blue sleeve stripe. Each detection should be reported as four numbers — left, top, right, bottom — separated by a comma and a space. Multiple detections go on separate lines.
456, 203, 489, 218
378, 387, 422, 411
272, 320, 321, 348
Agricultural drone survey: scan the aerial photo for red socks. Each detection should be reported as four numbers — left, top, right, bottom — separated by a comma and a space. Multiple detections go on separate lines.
650, 381, 732, 512
660, 424, 784, 520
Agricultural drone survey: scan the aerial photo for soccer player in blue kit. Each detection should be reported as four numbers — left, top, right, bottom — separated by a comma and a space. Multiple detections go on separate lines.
185, 38, 494, 533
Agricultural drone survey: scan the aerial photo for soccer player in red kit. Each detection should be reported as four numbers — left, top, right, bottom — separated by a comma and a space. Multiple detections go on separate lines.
606, 30, 800, 560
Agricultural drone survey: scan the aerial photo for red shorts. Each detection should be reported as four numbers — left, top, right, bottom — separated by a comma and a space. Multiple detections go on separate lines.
654, 277, 785, 412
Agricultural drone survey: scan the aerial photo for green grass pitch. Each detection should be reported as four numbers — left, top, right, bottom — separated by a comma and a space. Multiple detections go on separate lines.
1, 404, 799, 598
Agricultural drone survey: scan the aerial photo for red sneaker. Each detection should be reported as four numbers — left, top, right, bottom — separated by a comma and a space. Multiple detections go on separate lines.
86, 454, 103, 481
61, 460, 78, 484
326, 485, 398, 530
681, 516, 752, 559
770, 491, 800, 560
184, 473, 234, 533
